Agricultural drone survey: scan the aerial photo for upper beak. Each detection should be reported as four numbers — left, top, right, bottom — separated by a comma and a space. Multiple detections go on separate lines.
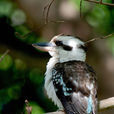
32, 42, 54, 52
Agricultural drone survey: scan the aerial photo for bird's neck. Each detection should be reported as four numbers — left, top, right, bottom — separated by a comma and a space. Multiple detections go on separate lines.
57, 53, 86, 63
55, 50, 86, 63
46, 51, 86, 75
59, 56, 86, 63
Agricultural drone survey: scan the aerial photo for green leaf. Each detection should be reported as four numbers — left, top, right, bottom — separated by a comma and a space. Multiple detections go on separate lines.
25, 102, 44, 114
107, 36, 114, 56
86, 5, 111, 33
0, 54, 13, 70
29, 68, 43, 85
0, 1, 13, 16
14, 59, 26, 70
7, 85, 21, 100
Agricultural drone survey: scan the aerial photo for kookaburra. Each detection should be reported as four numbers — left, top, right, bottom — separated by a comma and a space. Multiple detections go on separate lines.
32, 35, 97, 114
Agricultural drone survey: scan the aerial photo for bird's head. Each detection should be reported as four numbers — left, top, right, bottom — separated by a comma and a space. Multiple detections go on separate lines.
32, 35, 86, 62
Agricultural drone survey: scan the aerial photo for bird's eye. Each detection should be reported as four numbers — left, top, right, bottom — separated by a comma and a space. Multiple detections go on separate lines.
55, 40, 72, 51
55, 40, 63, 46
78, 44, 87, 52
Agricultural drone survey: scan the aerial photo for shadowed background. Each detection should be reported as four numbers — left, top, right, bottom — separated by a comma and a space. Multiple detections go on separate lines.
0, 0, 114, 114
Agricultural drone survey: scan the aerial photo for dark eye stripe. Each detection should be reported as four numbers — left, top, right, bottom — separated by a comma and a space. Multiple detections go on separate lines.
63, 45, 72, 51
78, 45, 87, 52
55, 40, 72, 51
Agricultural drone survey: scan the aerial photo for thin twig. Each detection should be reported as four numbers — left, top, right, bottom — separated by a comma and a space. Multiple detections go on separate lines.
100, 0, 102, 3
16, 0, 64, 39
25, 100, 32, 114
49, 20, 64, 23
0, 50, 10, 62
45, 0, 55, 24
43, 3, 50, 21
15, 24, 47, 39
85, 33, 114, 44
15, 19, 64, 39
84, 0, 114, 6
80, 0, 83, 18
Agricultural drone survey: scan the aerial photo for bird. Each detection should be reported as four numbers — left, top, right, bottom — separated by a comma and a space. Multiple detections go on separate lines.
32, 35, 97, 114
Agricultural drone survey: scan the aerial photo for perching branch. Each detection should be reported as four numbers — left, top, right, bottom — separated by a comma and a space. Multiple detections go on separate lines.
46, 97, 114, 114
84, 0, 114, 6
0, 50, 10, 62
99, 97, 114, 111
25, 97, 114, 114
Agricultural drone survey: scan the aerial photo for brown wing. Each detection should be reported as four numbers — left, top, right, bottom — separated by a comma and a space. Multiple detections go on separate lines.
52, 61, 97, 114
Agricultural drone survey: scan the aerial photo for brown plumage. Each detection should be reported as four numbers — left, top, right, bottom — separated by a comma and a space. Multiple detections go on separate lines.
52, 60, 97, 114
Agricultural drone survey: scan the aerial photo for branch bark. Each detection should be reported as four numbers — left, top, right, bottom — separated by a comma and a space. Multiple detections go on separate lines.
99, 97, 114, 111
45, 97, 114, 114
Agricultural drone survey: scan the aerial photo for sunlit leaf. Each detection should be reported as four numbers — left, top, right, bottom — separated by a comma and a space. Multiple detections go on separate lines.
0, 1, 13, 16
86, 5, 111, 33
14, 59, 26, 70
70, 0, 81, 9
0, 88, 13, 112
101, 0, 112, 3
15, 25, 39, 44
29, 68, 43, 85
15, 25, 30, 36
30, 102, 44, 114
8, 85, 21, 100
0, 54, 13, 70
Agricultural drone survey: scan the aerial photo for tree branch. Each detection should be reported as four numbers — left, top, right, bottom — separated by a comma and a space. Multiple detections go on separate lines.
99, 97, 114, 111
85, 33, 114, 45
44, 0, 55, 24
45, 97, 114, 114
84, 0, 114, 6
25, 97, 114, 114
0, 50, 10, 62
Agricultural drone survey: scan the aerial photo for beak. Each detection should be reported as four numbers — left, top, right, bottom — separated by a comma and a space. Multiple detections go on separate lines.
32, 42, 54, 52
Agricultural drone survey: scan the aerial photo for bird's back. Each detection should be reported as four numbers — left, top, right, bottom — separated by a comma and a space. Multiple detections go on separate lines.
52, 60, 97, 114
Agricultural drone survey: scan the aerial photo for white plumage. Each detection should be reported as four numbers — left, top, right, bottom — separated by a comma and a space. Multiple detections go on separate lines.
44, 35, 86, 109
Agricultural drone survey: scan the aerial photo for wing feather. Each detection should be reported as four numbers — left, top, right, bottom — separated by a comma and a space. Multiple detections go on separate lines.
52, 61, 97, 114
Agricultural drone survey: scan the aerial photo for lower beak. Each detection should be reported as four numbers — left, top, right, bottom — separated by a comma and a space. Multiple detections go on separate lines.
32, 42, 53, 52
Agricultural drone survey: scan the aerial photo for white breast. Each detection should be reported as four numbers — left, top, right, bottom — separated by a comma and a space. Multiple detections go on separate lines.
45, 57, 63, 109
